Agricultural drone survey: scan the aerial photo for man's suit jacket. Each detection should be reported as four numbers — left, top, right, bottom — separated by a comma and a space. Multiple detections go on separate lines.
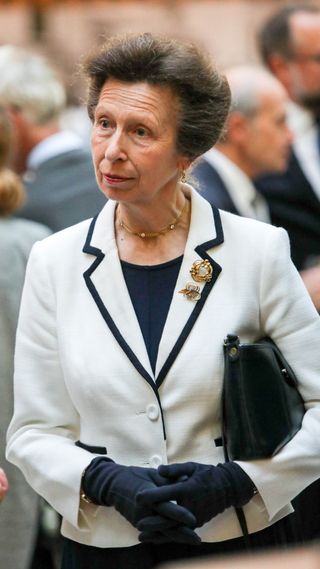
0, 217, 50, 569
255, 150, 320, 270
7, 189, 320, 548
192, 158, 239, 214
17, 148, 106, 232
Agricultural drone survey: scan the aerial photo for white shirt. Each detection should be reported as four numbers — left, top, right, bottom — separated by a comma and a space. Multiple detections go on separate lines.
287, 102, 320, 199
203, 148, 270, 223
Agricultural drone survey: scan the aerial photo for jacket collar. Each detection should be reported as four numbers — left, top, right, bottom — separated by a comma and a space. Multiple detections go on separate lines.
83, 186, 224, 390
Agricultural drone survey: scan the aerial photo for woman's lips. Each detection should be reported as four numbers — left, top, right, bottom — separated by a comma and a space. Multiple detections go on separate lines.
104, 174, 132, 185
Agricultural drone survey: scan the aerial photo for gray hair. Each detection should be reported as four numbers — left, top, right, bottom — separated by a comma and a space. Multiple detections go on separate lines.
225, 65, 284, 118
0, 46, 66, 125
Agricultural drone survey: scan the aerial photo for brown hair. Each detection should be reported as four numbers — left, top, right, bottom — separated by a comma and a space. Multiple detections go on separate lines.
0, 168, 25, 216
0, 106, 26, 216
258, 3, 320, 66
82, 32, 231, 160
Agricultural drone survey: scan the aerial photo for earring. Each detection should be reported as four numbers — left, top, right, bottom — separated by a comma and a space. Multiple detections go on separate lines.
180, 170, 187, 184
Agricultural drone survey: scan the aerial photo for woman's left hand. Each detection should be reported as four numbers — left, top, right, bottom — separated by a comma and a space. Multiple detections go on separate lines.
0, 468, 9, 502
137, 461, 255, 528
137, 513, 201, 545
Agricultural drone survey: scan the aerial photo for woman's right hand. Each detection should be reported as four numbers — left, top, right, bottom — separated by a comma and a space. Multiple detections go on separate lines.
82, 457, 200, 544
0, 468, 9, 502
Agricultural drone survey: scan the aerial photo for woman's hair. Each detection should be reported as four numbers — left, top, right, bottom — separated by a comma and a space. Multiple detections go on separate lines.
82, 33, 231, 160
0, 105, 25, 216
0, 168, 25, 216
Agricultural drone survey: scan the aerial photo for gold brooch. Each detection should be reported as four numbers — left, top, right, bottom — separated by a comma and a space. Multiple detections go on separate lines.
190, 259, 213, 283
179, 282, 201, 302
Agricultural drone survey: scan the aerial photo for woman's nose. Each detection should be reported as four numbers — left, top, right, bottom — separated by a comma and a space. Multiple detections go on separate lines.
104, 132, 127, 162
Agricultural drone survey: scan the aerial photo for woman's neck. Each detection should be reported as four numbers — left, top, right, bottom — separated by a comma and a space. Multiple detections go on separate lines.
117, 188, 186, 231
115, 191, 191, 265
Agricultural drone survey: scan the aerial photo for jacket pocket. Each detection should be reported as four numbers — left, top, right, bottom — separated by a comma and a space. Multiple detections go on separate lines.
75, 440, 107, 454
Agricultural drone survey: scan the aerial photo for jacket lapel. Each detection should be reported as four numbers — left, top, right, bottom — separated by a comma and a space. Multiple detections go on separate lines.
82, 189, 224, 390
155, 190, 223, 386
82, 201, 155, 384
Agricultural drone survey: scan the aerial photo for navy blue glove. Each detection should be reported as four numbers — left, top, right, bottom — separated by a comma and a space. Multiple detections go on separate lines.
137, 461, 255, 528
137, 516, 201, 545
82, 457, 200, 544
138, 526, 200, 544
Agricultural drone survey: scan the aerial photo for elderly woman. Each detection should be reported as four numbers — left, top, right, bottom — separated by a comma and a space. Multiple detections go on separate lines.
6, 33, 320, 569
0, 105, 50, 568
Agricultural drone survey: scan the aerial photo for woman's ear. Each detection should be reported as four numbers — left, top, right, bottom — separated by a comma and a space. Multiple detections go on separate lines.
178, 157, 193, 173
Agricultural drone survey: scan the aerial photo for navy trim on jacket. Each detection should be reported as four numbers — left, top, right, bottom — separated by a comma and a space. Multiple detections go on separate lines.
82, 205, 224, 439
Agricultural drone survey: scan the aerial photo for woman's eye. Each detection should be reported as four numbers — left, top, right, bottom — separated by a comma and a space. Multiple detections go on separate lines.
135, 127, 148, 137
100, 118, 111, 129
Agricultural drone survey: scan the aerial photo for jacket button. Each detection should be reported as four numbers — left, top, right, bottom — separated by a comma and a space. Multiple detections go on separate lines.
146, 404, 159, 421
150, 455, 162, 468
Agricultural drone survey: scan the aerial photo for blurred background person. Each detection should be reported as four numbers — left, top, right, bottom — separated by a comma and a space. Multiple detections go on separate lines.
255, 3, 320, 542
0, 468, 9, 502
0, 45, 106, 233
192, 65, 291, 223
0, 105, 51, 568
191, 64, 320, 543
256, 3, 320, 310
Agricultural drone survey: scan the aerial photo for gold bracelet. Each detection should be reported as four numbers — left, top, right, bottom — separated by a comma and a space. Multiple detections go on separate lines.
80, 467, 95, 504
80, 489, 94, 504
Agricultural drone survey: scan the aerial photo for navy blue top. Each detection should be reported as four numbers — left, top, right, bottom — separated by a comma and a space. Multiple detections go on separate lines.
121, 256, 183, 373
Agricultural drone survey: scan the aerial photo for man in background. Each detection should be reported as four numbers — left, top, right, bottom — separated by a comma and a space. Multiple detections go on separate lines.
193, 62, 320, 544
0, 45, 105, 233
256, 3, 320, 309
192, 65, 291, 224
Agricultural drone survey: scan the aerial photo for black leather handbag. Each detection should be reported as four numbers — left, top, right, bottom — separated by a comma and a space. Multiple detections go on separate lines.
222, 334, 305, 461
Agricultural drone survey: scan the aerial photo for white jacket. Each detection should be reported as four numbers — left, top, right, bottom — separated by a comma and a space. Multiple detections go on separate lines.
6, 187, 320, 548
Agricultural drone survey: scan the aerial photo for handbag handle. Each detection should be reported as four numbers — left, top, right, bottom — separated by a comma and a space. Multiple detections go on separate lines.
223, 334, 250, 547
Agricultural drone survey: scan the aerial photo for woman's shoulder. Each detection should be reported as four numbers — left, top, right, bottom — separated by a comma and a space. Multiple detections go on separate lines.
216, 209, 290, 262
26, 216, 98, 277
35, 216, 93, 250
191, 187, 284, 244
219, 209, 285, 239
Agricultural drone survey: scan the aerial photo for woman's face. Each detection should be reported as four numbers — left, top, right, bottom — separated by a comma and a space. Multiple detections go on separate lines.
91, 79, 188, 206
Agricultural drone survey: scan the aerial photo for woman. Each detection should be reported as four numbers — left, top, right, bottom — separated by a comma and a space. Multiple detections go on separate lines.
6, 33, 320, 568
0, 105, 51, 568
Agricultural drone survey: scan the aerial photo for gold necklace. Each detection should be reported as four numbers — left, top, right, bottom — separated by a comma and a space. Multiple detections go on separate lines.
119, 200, 186, 239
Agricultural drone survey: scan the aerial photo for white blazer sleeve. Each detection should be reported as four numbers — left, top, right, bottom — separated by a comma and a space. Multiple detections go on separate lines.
236, 227, 320, 521
6, 241, 98, 531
